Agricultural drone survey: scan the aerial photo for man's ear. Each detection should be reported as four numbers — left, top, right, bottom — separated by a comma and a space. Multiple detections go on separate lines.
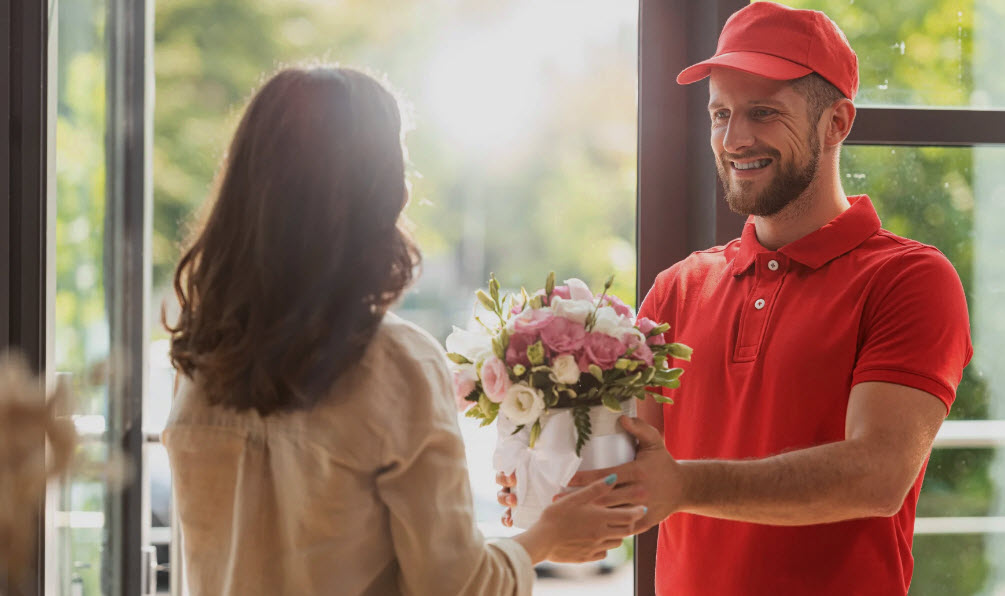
824, 98, 856, 148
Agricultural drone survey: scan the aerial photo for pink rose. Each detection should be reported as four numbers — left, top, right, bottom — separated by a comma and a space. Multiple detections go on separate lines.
512, 308, 554, 334
545, 285, 572, 305
577, 332, 627, 371
624, 332, 654, 367
480, 356, 511, 403
506, 333, 537, 367
602, 295, 633, 318
452, 367, 478, 411
539, 316, 586, 354
637, 317, 667, 346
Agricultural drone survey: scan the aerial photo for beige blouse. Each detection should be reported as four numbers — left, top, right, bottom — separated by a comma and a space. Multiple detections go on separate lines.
163, 313, 534, 596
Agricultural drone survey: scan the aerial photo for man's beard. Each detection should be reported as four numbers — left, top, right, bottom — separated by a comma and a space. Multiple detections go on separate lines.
717, 135, 820, 217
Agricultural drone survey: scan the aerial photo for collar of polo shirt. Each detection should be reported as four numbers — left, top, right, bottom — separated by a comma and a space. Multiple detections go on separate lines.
730, 195, 882, 276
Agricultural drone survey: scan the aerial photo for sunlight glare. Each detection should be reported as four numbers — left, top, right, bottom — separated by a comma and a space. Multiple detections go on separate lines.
423, 0, 636, 157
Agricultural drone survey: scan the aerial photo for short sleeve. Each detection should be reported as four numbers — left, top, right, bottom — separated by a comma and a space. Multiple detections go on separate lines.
638, 267, 680, 329
852, 247, 973, 413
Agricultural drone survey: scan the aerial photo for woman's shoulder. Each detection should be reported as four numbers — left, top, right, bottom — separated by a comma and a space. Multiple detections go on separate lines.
370, 311, 448, 364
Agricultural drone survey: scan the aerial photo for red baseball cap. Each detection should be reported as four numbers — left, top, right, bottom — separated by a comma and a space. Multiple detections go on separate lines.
676, 1, 859, 99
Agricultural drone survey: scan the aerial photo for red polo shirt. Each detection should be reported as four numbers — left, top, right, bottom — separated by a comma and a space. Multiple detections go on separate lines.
639, 196, 972, 596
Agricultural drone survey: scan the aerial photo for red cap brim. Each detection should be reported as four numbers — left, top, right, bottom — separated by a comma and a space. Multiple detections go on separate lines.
677, 51, 813, 85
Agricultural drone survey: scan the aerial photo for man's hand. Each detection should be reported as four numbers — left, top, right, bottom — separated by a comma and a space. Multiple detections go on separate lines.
566, 415, 683, 533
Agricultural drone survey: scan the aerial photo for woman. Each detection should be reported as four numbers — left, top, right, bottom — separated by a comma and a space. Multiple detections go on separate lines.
163, 66, 644, 596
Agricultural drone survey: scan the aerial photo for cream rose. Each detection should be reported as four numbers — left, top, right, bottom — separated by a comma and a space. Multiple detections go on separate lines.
590, 305, 635, 338
500, 382, 546, 426
549, 353, 581, 385
550, 297, 595, 325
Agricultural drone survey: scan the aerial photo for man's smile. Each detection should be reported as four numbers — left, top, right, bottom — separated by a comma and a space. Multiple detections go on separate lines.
729, 158, 774, 178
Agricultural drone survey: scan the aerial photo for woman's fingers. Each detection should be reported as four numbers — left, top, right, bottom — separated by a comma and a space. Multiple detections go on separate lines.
495, 471, 516, 488
497, 489, 516, 507
604, 504, 647, 526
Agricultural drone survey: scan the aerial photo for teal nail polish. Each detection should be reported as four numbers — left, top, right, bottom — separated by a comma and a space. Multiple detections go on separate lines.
604, 473, 618, 486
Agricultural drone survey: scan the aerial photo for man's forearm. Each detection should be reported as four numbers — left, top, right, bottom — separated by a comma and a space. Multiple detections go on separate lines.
676, 438, 916, 526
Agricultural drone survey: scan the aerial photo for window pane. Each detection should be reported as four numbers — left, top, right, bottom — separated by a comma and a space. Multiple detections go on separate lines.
837, 145, 1005, 593
153, 1, 638, 593
912, 534, 1003, 595
762, 0, 1005, 108
839, 145, 1003, 422
49, 0, 122, 593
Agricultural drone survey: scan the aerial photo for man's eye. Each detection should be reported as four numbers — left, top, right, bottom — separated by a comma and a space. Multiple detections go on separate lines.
752, 108, 775, 118
712, 110, 729, 121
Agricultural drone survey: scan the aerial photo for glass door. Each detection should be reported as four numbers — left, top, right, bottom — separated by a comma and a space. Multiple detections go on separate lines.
47, 0, 152, 593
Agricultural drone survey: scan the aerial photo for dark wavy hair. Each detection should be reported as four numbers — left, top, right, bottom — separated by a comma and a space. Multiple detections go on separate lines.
166, 66, 421, 415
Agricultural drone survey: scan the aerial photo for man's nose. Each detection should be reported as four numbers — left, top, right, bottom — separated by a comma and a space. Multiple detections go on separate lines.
722, 117, 755, 155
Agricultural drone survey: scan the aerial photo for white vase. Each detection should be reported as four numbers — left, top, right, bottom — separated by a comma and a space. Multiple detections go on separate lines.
506, 400, 637, 529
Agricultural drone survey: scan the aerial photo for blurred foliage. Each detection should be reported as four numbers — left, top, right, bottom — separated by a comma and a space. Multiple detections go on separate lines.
152, 0, 638, 342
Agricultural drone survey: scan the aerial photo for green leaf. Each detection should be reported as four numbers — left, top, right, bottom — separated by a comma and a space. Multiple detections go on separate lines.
478, 393, 493, 412
527, 341, 546, 366
480, 399, 499, 426
573, 405, 592, 456
530, 295, 544, 310
647, 391, 674, 404
476, 289, 497, 312
464, 403, 484, 419
666, 343, 693, 361
489, 275, 500, 303
588, 364, 604, 382
641, 367, 655, 384
614, 358, 632, 370
512, 363, 527, 377
447, 352, 471, 365
648, 323, 671, 337
492, 336, 505, 360
602, 393, 623, 413
659, 378, 681, 390
529, 419, 542, 448
545, 271, 555, 297
511, 424, 525, 436
664, 367, 684, 381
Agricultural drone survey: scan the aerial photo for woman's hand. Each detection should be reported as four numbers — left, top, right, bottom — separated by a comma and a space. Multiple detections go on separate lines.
513, 475, 646, 564
496, 471, 517, 527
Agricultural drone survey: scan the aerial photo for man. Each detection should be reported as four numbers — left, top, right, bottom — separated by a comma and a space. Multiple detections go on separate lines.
498, 3, 972, 594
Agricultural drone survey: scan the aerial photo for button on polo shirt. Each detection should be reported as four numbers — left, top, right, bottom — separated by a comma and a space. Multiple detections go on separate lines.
639, 195, 972, 596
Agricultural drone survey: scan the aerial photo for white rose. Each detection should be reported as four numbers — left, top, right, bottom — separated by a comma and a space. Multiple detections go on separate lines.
445, 325, 493, 363
550, 297, 595, 325
591, 305, 633, 338
500, 382, 546, 426
550, 354, 581, 385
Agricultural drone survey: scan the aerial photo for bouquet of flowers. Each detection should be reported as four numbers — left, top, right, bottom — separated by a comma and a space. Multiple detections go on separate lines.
446, 273, 691, 527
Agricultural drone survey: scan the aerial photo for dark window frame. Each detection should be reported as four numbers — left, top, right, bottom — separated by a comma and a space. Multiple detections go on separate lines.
635, 1, 1005, 594
4, 0, 48, 592
6, 0, 152, 593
